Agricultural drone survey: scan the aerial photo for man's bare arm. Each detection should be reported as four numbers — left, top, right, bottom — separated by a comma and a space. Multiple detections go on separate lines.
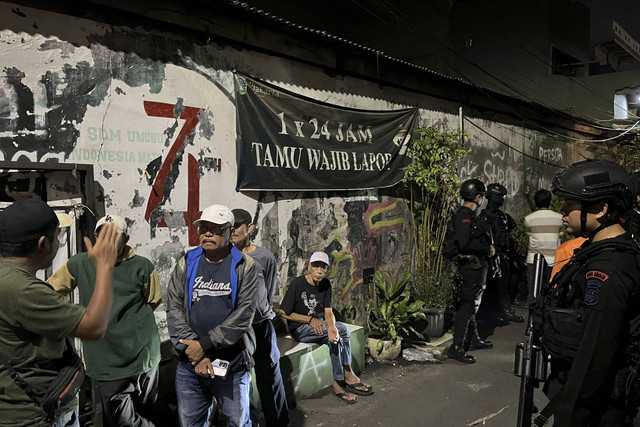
279, 309, 313, 324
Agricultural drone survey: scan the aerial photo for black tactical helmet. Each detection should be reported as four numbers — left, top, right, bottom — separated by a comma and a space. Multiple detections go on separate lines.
630, 172, 640, 196
551, 159, 633, 210
460, 179, 486, 201
486, 183, 508, 198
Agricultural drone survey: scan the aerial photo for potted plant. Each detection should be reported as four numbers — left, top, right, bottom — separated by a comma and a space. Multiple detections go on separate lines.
403, 127, 468, 338
366, 271, 426, 360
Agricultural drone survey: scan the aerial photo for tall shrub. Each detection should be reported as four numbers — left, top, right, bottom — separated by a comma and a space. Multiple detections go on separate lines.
403, 127, 468, 307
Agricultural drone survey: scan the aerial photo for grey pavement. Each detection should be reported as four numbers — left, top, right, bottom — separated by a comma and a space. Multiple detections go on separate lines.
289, 307, 550, 427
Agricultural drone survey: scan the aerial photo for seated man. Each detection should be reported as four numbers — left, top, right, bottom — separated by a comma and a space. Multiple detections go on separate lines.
279, 251, 372, 404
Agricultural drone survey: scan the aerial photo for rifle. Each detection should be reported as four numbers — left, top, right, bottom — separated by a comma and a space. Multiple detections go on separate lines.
514, 253, 549, 427
487, 227, 502, 279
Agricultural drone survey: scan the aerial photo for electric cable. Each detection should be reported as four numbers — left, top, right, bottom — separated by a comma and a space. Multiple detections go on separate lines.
464, 117, 565, 169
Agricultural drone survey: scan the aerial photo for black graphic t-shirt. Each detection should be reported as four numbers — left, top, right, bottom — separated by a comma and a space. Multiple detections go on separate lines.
189, 254, 233, 340
280, 275, 332, 333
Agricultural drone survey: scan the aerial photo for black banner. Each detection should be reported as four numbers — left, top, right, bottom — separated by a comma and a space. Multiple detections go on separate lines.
235, 74, 418, 191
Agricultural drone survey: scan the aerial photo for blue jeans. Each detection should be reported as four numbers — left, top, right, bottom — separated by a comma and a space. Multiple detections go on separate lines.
175, 361, 251, 427
51, 408, 79, 427
292, 321, 351, 381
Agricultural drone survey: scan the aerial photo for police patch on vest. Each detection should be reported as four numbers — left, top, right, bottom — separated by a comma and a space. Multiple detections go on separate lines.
585, 279, 602, 306
586, 270, 609, 281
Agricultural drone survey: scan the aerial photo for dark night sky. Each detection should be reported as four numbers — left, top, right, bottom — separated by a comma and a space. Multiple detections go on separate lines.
580, 0, 640, 42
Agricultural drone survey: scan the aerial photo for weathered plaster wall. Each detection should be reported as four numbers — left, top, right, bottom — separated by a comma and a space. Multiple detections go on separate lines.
0, 3, 585, 337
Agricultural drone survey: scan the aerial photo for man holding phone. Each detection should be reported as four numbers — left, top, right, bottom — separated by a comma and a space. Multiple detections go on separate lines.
166, 204, 258, 427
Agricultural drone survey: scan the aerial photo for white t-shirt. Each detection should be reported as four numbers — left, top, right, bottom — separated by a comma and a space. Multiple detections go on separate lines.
524, 209, 563, 264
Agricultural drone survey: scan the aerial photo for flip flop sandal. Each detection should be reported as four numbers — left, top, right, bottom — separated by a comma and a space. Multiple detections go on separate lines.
345, 382, 374, 396
332, 391, 358, 404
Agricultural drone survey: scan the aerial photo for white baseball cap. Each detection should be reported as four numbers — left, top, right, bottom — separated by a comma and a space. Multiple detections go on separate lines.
193, 204, 234, 226
310, 251, 330, 266
95, 214, 128, 235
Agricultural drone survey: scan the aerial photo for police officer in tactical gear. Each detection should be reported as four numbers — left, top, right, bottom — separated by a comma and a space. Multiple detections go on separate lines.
621, 171, 640, 239
447, 179, 495, 364
479, 183, 525, 324
540, 159, 640, 426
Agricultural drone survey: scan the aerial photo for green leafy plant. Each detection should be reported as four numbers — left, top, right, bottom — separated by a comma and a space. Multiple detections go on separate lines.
367, 272, 426, 354
339, 300, 357, 324
403, 127, 469, 308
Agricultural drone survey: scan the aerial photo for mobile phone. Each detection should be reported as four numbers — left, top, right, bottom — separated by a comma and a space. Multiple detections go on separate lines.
210, 359, 229, 378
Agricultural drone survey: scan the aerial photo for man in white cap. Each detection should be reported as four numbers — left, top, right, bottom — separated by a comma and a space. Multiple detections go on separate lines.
48, 214, 162, 427
0, 198, 120, 426
279, 251, 373, 405
166, 204, 258, 427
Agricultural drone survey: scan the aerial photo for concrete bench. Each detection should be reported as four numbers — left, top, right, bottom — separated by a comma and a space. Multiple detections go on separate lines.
252, 323, 365, 406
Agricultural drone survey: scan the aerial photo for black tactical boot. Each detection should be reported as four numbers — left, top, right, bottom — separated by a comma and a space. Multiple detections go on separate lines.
465, 318, 492, 350
447, 345, 476, 364
469, 335, 493, 350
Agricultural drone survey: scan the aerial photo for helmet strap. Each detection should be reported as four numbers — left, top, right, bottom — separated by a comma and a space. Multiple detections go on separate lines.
580, 205, 588, 237
580, 204, 607, 239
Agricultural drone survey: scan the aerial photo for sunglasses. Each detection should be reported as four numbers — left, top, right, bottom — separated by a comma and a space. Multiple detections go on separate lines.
197, 224, 230, 235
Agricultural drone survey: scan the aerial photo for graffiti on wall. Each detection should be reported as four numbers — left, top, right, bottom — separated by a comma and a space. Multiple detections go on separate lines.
272, 196, 411, 308
459, 147, 522, 199
458, 130, 567, 216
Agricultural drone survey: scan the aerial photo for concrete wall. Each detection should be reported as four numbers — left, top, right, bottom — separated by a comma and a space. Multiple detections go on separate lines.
0, 2, 588, 337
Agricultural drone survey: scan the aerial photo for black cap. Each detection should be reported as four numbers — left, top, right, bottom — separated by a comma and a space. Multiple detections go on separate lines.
231, 208, 252, 226
0, 199, 59, 243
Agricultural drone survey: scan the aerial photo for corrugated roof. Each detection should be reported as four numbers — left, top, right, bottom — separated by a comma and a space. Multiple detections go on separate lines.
223, 0, 523, 101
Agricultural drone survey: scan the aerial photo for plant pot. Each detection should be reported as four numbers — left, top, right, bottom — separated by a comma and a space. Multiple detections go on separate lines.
420, 307, 446, 339
367, 337, 402, 361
